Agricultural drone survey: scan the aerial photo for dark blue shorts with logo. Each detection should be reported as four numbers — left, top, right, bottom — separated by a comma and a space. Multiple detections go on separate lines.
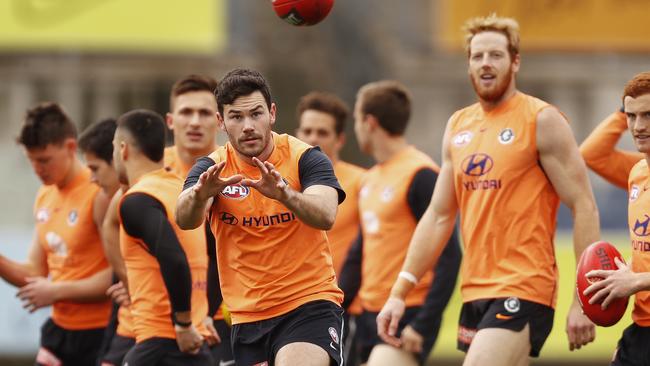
231, 300, 344, 366
457, 297, 554, 357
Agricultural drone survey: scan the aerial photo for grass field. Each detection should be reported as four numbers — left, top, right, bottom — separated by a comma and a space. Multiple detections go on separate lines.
427, 231, 632, 365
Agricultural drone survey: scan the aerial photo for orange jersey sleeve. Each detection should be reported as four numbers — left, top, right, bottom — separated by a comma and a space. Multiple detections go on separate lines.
33, 168, 112, 330
580, 111, 643, 189
627, 160, 650, 326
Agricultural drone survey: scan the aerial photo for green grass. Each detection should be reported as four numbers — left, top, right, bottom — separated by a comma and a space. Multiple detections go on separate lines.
428, 231, 632, 363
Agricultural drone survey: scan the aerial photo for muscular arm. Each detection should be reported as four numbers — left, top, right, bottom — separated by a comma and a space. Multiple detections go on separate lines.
406, 169, 462, 334
286, 148, 345, 230
579, 111, 643, 189
0, 230, 48, 287
538, 107, 600, 350
390, 121, 460, 300
102, 189, 128, 285
121, 193, 193, 316
538, 107, 600, 269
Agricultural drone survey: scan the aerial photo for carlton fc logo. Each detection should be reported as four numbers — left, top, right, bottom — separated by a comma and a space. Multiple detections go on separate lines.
461, 153, 494, 177
498, 128, 515, 144
221, 184, 250, 200
633, 214, 650, 237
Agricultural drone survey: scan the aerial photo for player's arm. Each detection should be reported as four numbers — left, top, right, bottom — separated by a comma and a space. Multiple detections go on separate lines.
242, 149, 344, 230
0, 230, 48, 287
339, 230, 363, 310
176, 157, 242, 230
377, 121, 459, 347
405, 169, 462, 351
102, 189, 128, 285
537, 107, 600, 351
579, 110, 643, 189
122, 193, 203, 353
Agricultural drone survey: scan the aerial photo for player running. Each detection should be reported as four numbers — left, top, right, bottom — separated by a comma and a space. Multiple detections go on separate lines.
114, 109, 215, 365
176, 68, 346, 366
376, 14, 600, 366
340, 80, 461, 366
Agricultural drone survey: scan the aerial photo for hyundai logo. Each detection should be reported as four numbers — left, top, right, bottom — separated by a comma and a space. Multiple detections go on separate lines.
461, 153, 494, 177
634, 214, 650, 237
219, 212, 239, 225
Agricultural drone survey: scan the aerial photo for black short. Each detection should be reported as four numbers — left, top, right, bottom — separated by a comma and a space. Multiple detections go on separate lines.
122, 337, 213, 366
231, 300, 344, 366
99, 334, 135, 366
611, 323, 650, 366
211, 319, 234, 365
457, 297, 554, 357
356, 307, 440, 366
36, 318, 105, 366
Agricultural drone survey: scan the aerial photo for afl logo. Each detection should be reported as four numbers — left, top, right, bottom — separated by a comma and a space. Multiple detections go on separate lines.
453, 131, 473, 147
633, 214, 650, 237
461, 153, 494, 177
630, 185, 640, 202
221, 184, 250, 200
498, 128, 515, 144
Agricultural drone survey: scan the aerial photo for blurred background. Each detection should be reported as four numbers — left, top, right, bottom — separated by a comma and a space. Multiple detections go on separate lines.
0, 0, 648, 364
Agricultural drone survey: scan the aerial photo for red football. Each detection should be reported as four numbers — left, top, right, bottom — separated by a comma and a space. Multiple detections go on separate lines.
271, 0, 334, 26
576, 241, 629, 327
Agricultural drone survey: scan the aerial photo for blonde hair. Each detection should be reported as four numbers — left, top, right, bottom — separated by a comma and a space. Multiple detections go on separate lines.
463, 13, 520, 58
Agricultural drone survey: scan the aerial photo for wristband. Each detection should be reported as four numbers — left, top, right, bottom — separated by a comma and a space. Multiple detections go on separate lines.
398, 271, 418, 285
172, 314, 192, 328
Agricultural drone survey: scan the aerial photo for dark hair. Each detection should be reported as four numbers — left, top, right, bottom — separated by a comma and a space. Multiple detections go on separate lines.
216, 68, 272, 115
623, 72, 650, 104
78, 118, 117, 163
296, 91, 349, 135
116, 109, 166, 163
17, 102, 77, 149
170, 74, 218, 109
357, 81, 412, 136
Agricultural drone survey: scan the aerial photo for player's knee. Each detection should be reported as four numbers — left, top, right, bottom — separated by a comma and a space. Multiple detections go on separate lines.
275, 342, 330, 366
367, 344, 418, 366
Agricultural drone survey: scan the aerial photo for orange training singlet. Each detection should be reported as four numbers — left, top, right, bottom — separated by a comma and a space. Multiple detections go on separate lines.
448, 91, 560, 308
119, 169, 209, 343
580, 111, 643, 190
34, 168, 111, 330
627, 159, 650, 326
358, 146, 439, 312
208, 133, 343, 324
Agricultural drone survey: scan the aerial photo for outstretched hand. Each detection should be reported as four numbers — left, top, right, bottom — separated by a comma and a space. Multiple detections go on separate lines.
241, 157, 289, 201
193, 161, 243, 201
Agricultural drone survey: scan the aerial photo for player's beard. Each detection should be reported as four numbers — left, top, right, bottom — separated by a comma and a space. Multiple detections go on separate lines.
227, 129, 270, 158
471, 64, 514, 103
